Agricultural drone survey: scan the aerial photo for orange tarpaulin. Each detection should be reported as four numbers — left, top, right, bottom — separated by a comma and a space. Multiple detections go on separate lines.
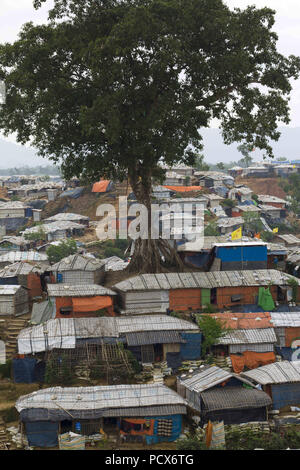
55, 297, 73, 318
205, 420, 213, 449
72, 296, 113, 312
230, 351, 276, 374
205, 312, 272, 330
27, 273, 43, 298
163, 185, 202, 192
92, 180, 111, 193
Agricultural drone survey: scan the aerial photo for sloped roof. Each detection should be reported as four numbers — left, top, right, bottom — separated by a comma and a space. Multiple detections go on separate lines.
15, 384, 187, 416
270, 312, 300, 327
201, 387, 272, 411
51, 254, 103, 272
18, 315, 199, 354
44, 213, 89, 223
47, 284, 116, 297
113, 270, 297, 292
0, 251, 48, 264
241, 361, 300, 385
216, 328, 277, 345
0, 262, 47, 277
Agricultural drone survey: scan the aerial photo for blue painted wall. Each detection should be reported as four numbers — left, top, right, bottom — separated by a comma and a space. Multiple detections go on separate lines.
215, 245, 267, 263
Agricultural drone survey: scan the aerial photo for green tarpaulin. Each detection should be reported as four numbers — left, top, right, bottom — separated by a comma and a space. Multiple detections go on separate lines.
258, 287, 275, 311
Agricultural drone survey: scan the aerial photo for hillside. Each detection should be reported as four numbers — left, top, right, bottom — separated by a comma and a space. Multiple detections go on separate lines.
235, 177, 287, 199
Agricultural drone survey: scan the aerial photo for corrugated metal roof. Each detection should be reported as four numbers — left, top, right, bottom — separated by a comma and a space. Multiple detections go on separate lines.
0, 262, 46, 277
270, 312, 300, 327
23, 221, 85, 236
277, 234, 300, 245
241, 361, 300, 385
201, 387, 272, 411
217, 217, 244, 228
15, 384, 187, 413
126, 331, 184, 346
47, 283, 116, 297
217, 328, 277, 345
0, 285, 23, 295
51, 254, 103, 272
178, 366, 232, 392
0, 251, 48, 263
113, 270, 297, 292
18, 315, 198, 354
44, 213, 89, 223
258, 195, 286, 204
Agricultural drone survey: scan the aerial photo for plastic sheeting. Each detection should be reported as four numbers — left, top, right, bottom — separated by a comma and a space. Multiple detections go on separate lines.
92, 180, 113, 193
230, 351, 276, 374
13, 358, 37, 384
72, 296, 112, 313
25, 421, 58, 448
59, 188, 84, 199
272, 383, 300, 410
180, 333, 202, 360
258, 287, 275, 311
145, 414, 182, 445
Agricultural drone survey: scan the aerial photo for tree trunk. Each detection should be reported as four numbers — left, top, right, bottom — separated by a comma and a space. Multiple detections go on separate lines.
126, 166, 185, 274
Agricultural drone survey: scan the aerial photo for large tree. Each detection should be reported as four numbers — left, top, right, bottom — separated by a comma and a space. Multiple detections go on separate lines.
0, 0, 299, 272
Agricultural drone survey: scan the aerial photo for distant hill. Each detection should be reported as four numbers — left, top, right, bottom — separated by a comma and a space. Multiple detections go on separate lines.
0, 138, 47, 169
0, 126, 299, 168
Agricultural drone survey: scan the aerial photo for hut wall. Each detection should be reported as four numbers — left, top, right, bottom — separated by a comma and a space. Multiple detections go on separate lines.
271, 383, 300, 410
163, 343, 180, 360
215, 285, 277, 309
203, 407, 267, 425
123, 290, 169, 314
14, 288, 30, 316
169, 289, 201, 311
0, 294, 15, 315
61, 271, 96, 285
229, 343, 275, 354
285, 327, 300, 347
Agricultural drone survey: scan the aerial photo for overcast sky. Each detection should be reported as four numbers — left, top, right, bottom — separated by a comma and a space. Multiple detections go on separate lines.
0, 0, 299, 148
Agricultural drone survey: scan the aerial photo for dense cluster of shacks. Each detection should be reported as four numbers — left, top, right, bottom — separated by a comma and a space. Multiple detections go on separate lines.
2, 164, 300, 449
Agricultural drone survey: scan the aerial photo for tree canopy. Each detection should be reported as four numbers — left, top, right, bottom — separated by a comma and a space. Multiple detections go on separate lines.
0, 0, 299, 271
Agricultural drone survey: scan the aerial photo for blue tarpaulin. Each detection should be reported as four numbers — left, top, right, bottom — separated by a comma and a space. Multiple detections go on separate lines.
13, 358, 37, 384
145, 415, 182, 445
180, 333, 202, 360
59, 188, 84, 199
272, 383, 300, 410
26, 421, 59, 448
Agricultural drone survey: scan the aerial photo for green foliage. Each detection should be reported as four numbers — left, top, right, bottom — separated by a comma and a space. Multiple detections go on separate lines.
287, 277, 299, 303
216, 162, 225, 171
221, 198, 236, 208
260, 231, 274, 242
0, 0, 299, 197
46, 239, 77, 263
44, 354, 74, 385
204, 222, 219, 236
237, 144, 254, 168
225, 426, 300, 450
201, 304, 217, 314
2, 406, 19, 424
197, 315, 231, 357
0, 360, 12, 379
194, 154, 210, 171
24, 227, 47, 242
176, 436, 207, 451
243, 211, 263, 233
